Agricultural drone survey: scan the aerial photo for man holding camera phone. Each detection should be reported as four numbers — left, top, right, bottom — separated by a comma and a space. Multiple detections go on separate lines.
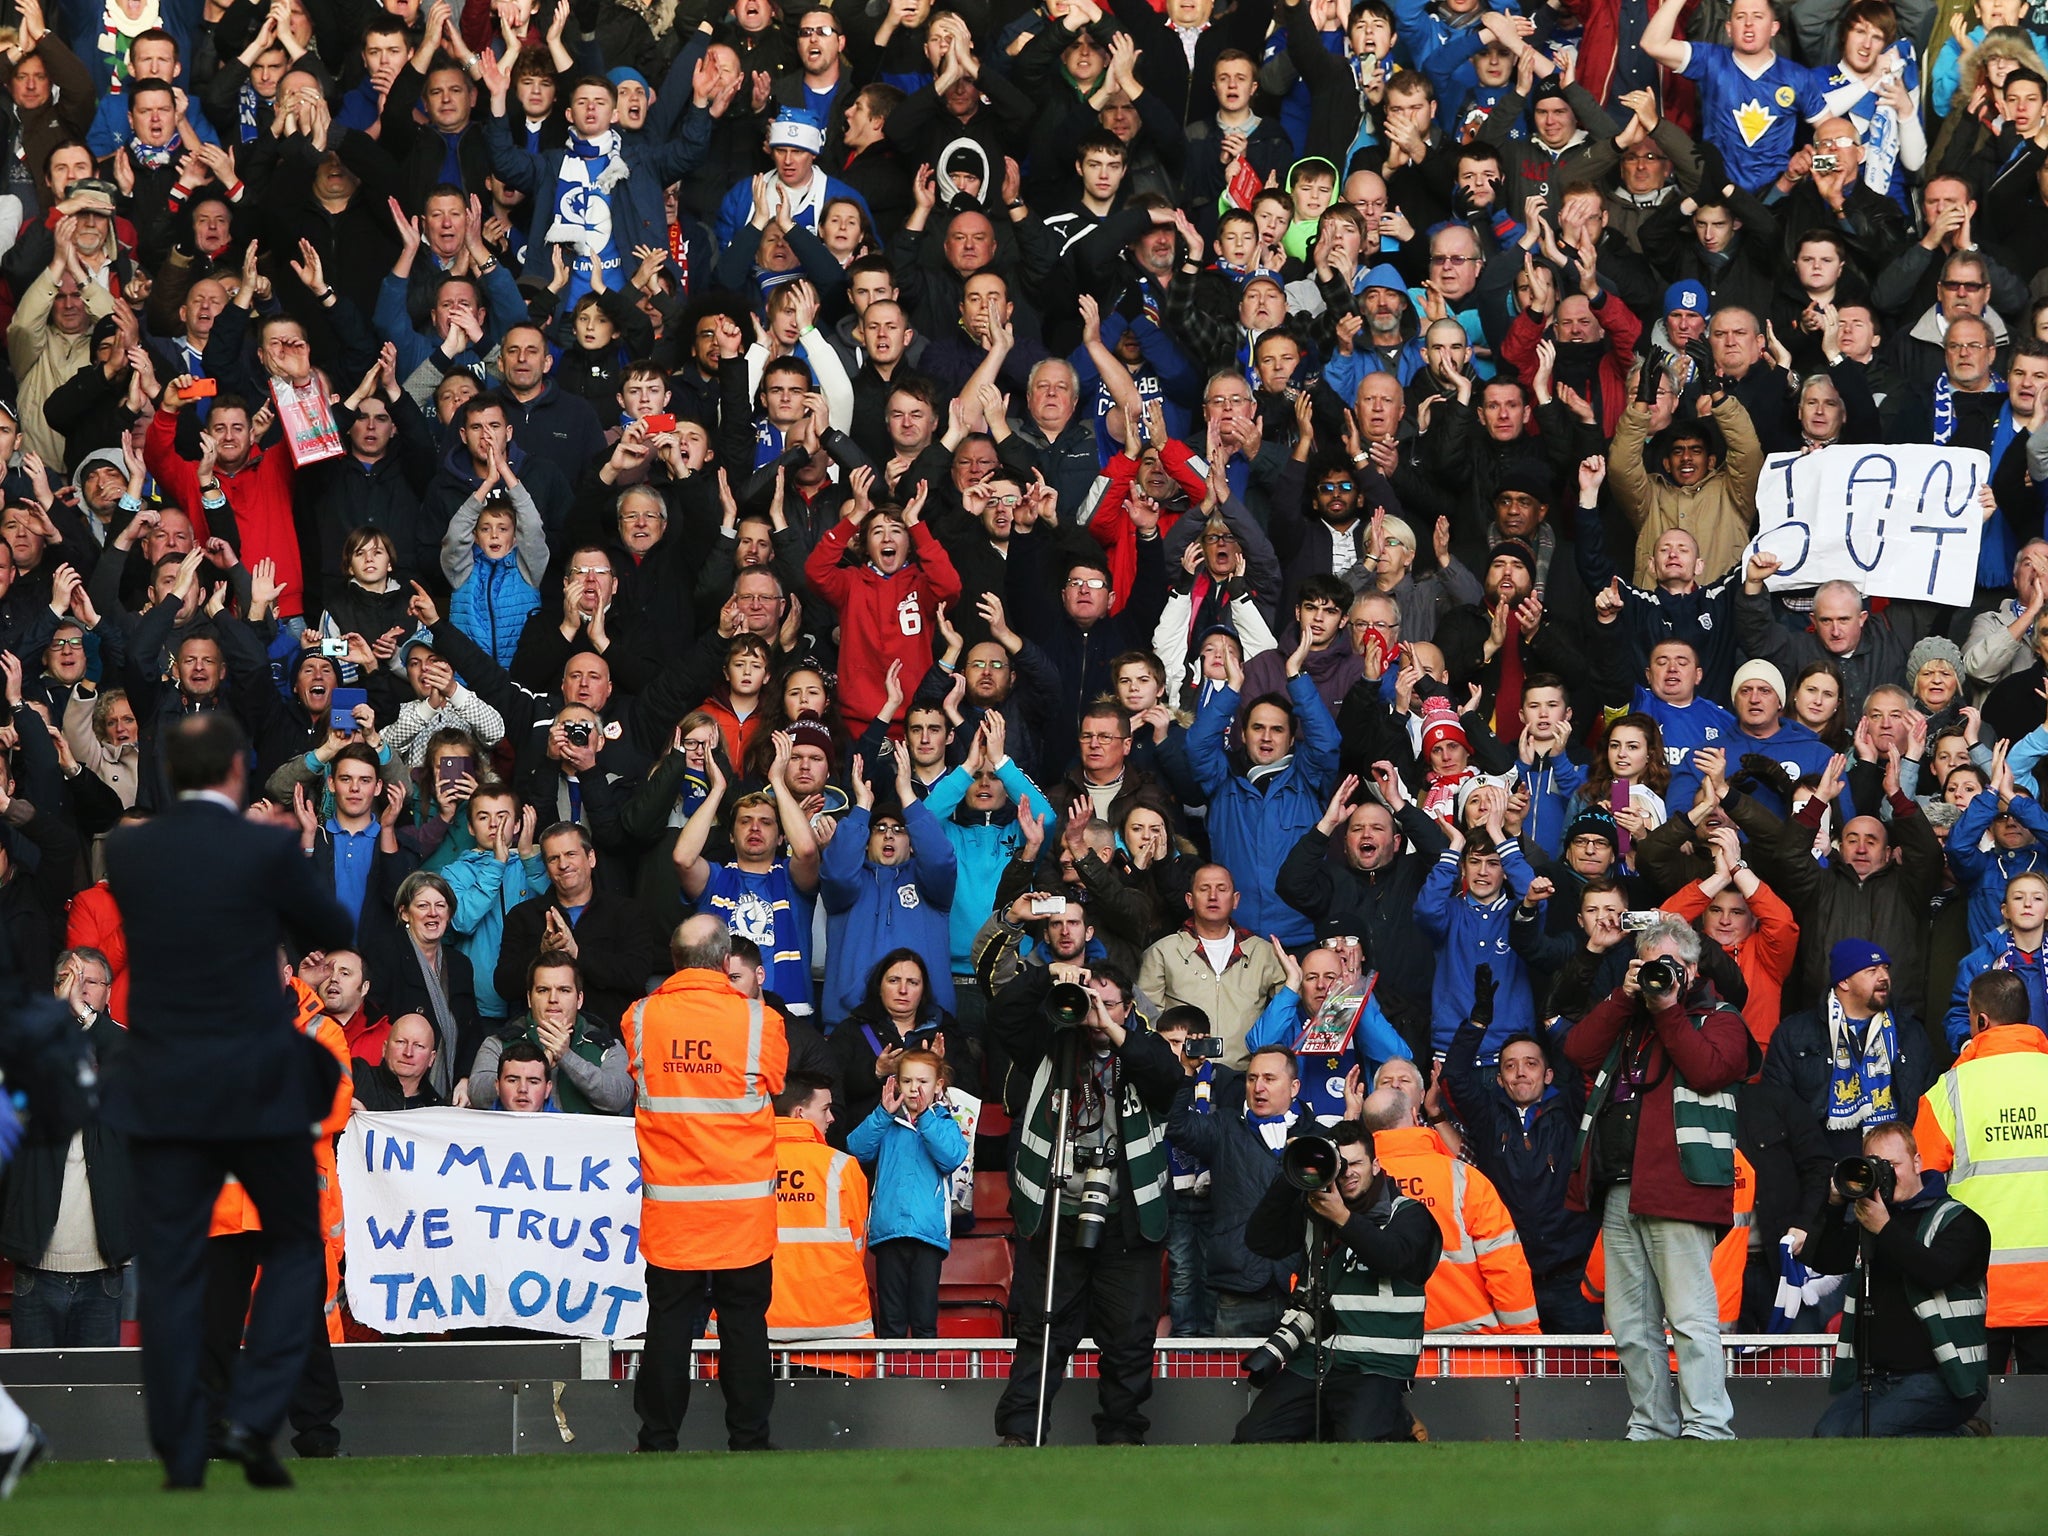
1803, 1122, 1991, 1437
1562, 913, 1750, 1440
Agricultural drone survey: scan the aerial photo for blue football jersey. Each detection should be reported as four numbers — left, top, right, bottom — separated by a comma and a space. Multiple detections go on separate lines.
1682, 43, 1827, 192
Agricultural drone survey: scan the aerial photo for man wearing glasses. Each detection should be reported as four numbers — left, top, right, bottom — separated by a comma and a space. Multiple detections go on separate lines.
1766, 115, 1909, 284
1043, 550, 1170, 773
1267, 461, 1392, 611
1888, 250, 2013, 397
1869, 177, 2027, 341
776, 10, 852, 133
1889, 314, 2009, 445
1416, 224, 1496, 380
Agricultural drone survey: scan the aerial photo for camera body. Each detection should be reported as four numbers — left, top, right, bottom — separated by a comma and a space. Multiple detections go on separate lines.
318, 637, 350, 660
561, 720, 593, 748
1811, 152, 1840, 176
1619, 910, 1665, 934
1833, 1155, 1897, 1203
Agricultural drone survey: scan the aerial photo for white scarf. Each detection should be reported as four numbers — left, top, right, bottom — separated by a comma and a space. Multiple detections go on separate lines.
546, 131, 629, 258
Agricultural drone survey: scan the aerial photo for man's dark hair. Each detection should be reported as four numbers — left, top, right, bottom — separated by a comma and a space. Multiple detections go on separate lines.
165, 712, 246, 794
1155, 1004, 1212, 1036
1089, 959, 1134, 1003
1297, 573, 1351, 611
727, 935, 763, 967
773, 1070, 835, 1116
456, 391, 511, 430
2013, 337, 2048, 366
886, 375, 938, 412
331, 741, 381, 777
1453, 141, 1502, 174
127, 79, 176, 109
2005, 66, 2048, 99
1521, 671, 1567, 696
527, 949, 581, 991
540, 821, 594, 852
845, 253, 896, 287
131, 25, 181, 57
1497, 1030, 1550, 1067
855, 82, 904, 119
1244, 691, 1296, 729
499, 1038, 551, 1074
1330, 1118, 1376, 1160
1968, 969, 2031, 1029
363, 15, 408, 45
1248, 1043, 1300, 1077
1074, 129, 1126, 165
1648, 634, 1702, 664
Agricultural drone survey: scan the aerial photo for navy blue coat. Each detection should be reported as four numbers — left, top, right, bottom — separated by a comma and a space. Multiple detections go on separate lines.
485, 103, 713, 267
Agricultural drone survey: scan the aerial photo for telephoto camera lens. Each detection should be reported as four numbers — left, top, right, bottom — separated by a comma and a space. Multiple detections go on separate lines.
1832, 1156, 1896, 1203
1242, 1307, 1318, 1386
1281, 1135, 1341, 1193
1072, 1151, 1115, 1250
1638, 957, 1681, 996
1044, 983, 1092, 1028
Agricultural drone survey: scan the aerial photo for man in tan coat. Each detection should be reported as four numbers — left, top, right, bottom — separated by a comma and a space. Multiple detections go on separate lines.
9, 198, 116, 470
1137, 864, 1287, 1066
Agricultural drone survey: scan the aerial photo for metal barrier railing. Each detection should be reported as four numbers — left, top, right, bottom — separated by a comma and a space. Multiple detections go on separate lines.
592, 1335, 1839, 1382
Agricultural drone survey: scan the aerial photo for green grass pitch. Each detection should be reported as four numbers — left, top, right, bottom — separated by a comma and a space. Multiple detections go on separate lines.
6, 1442, 2047, 1534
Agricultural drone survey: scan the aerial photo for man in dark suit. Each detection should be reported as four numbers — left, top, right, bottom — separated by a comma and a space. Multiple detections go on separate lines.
102, 714, 354, 1491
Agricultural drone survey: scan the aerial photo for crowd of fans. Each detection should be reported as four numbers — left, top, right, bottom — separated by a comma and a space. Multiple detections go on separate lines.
0, 0, 2043, 1443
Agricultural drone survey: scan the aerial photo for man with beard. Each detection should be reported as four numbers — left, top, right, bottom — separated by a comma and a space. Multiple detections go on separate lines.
1608, 384, 1765, 588
1766, 942, 1935, 1159
1500, 238, 1643, 437
1435, 537, 1593, 725
1425, 376, 1585, 567
1268, 453, 1402, 611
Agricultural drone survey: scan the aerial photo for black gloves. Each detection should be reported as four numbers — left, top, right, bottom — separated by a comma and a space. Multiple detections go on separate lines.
1471, 963, 1496, 1029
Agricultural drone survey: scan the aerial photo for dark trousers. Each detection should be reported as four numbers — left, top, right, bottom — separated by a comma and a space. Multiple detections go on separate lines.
634, 1259, 773, 1451
994, 1221, 1161, 1444
201, 1232, 343, 1456
872, 1239, 943, 1338
1233, 1367, 1415, 1443
9, 1265, 124, 1348
129, 1135, 321, 1485
1813, 1371, 1985, 1437
1533, 1269, 1606, 1335
1986, 1327, 2048, 1374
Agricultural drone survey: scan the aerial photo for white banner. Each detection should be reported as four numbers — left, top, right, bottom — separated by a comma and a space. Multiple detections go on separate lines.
1746, 443, 1990, 608
338, 1108, 646, 1339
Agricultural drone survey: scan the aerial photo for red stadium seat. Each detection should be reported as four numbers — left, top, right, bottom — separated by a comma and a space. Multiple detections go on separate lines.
938, 1235, 1013, 1336
972, 1171, 1012, 1231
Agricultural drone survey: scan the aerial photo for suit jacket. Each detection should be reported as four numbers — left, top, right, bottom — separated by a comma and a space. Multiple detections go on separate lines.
102, 797, 354, 1140
494, 889, 668, 1037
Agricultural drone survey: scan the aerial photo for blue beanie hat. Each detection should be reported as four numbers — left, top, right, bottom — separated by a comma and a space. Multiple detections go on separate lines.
607, 67, 650, 92
1829, 939, 1890, 989
1664, 279, 1708, 317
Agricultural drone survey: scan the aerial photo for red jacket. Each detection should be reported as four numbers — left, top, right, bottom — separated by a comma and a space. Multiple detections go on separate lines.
1563, 982, 1751, 1226
143, 405, 305, 616
63, 882, 129, 1025
1500, 292, 1643, 440
1560, 0, 1701, 133
1083, 439, 1203, 613
804, 518, 961, 732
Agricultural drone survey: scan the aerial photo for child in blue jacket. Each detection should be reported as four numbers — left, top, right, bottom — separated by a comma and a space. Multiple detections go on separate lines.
1414, 814, 1548, 1059
845, 1049, 968, 1339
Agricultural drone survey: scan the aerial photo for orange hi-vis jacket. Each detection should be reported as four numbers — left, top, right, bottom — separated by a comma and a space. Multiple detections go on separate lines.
624, 970, 789, 1272
766, 1116, 873, 1343
1915, 1024, 2048, 1328
1584, 1148, 1755, 1326
1374, 1125, 1540, 1334
210, 978, 354, 1341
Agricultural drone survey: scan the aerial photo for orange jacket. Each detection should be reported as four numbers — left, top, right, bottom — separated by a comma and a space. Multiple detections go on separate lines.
1914, 1024, 2048, 1328
1661, 877, 1799, 1046
767, 1117, 873, 1353
1375, 1125, 1539, 1334
1584, 1148, 1754, 1326
623, 970, 789, 1271
209, 979, 354, 1340
64, 882, 130, 1026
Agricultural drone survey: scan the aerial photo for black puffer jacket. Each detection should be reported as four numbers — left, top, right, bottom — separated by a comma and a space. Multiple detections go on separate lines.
1165, 1067, 1296, 1300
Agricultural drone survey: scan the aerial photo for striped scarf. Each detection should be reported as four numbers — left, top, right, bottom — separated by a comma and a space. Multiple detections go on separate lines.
1010, 1049, 1168, 1242
1830, 1193, 1988, 1401
1826, 992, 1899, 1134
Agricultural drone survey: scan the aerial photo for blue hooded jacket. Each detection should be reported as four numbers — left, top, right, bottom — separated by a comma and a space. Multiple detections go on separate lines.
820, 803, 958, 1026
845, 1098, 968, 1250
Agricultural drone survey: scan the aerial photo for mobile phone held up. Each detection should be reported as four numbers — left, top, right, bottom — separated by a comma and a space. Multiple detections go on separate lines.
329, 686, 368, 733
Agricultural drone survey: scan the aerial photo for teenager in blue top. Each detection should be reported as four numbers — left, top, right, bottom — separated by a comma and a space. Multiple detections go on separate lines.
1187, 632, 1341, 950
673, 740, 822, 1018
844, 1047, 968, 1338
1513, 673, 1586, 857
440, 787, 548, 1026
1942, 869, 2048, 1049
713, 108, 873, 251
1245, 944, 1411, 1123
1645, 0, 1827, 193
820, 747, 958, 1027
1414, 798, 1547, 1058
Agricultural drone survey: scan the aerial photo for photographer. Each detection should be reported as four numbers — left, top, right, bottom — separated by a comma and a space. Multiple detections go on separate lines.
1806, 1124, 1991, 1438
1563, 914, 1751, 1441
1231, 1120, 1442, 1444
988, 963, 1180, 1446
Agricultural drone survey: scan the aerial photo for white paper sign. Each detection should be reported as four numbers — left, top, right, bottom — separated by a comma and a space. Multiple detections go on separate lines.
1746, 443, 1990, 608
339, 1108, 646, 1338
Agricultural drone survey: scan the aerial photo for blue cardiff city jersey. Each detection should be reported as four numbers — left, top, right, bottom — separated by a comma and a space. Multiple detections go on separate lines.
1682, 43, 1827, 192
